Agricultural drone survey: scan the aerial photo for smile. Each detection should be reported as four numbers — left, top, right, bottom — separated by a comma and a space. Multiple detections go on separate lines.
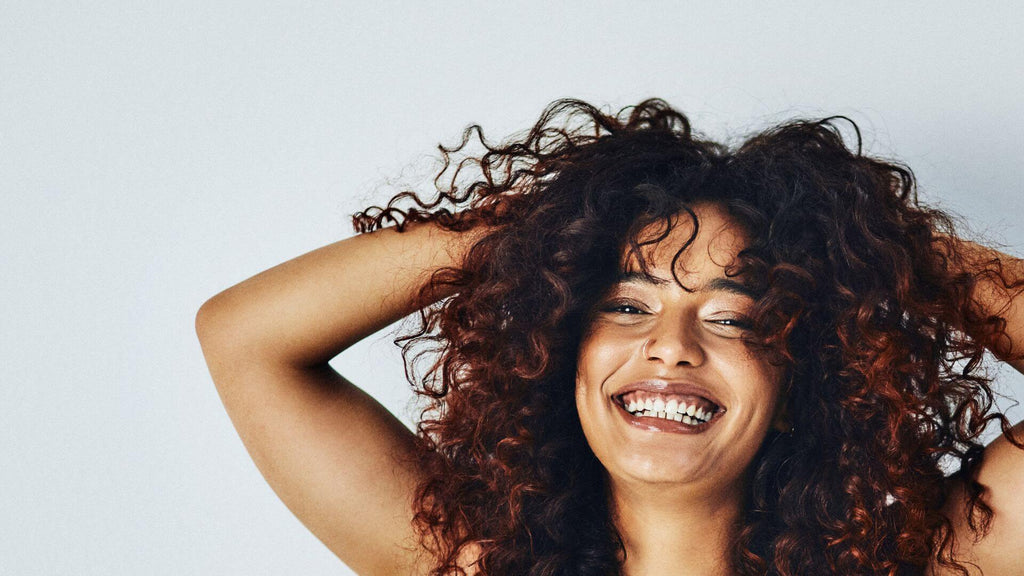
624, 395, 713, 423
613, 391, 723, 433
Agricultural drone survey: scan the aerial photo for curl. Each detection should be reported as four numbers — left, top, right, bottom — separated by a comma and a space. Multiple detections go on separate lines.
353, 99, 1021, 575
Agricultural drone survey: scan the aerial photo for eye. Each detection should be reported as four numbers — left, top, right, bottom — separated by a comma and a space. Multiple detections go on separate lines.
708, 317, 752, 329
601, 300, 648, 315
703, 310, 755, 337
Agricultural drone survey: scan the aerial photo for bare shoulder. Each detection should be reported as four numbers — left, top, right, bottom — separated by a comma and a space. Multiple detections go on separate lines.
929, 420, 1024, 576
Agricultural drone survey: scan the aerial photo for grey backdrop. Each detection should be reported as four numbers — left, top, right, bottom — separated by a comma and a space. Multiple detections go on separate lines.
3, 2, 1023, 574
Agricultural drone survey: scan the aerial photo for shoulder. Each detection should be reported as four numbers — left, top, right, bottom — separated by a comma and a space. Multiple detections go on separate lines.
409, 541, 482, 576
458, 542, 484, 576
929, 420, 1024, 576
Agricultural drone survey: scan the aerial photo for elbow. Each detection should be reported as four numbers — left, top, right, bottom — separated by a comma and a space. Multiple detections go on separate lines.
196, 289, 280, 370
195, 294, 222, 345
195, 292, 251, 392
195, 291, 239, 355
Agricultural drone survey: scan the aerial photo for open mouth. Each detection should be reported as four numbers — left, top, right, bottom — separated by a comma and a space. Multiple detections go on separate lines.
613, 391, 723, 429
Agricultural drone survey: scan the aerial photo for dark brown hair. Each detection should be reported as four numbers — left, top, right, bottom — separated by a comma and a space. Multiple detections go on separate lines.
354, 99, 1022, 575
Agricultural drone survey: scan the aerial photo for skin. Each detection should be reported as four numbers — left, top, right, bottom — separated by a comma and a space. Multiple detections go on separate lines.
576, 203, 786, 576
197, 204, 1024, 576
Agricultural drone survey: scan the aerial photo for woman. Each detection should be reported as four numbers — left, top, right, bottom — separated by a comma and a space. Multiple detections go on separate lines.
196, 100, 1024, 575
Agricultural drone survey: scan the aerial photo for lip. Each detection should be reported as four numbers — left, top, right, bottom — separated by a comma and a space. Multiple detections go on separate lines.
611, 379, 727, 413
612, 397, 723, 434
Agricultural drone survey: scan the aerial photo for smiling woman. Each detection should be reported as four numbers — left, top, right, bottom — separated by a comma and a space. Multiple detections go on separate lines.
577, 203, 786, 489
575, 204, 790, 574
196, 100, 1024, 576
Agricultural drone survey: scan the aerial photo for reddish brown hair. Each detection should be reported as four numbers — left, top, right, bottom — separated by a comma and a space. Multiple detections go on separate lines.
354, 100, 1022, 575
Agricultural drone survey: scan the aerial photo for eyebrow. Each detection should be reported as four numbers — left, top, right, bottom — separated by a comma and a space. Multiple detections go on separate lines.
615, 271, 759, 299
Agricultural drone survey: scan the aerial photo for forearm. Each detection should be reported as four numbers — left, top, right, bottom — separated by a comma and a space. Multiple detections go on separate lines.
196, 221, 483, 368
956, 239, 1024, 372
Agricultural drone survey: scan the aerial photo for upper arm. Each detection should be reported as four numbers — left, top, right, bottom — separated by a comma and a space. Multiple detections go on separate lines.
197, 305, 430, 576
937, 420, 1024, 576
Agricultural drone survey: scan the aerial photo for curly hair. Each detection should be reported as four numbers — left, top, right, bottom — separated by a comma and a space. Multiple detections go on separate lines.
353, 99, 1022, 576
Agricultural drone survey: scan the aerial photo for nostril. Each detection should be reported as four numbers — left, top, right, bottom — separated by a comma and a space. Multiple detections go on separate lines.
642, 336, 705, 366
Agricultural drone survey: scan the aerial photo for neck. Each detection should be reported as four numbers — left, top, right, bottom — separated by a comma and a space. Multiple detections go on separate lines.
609, 477, 743, 576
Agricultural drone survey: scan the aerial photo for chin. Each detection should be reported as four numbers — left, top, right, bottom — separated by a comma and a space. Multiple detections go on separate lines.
611, 452, 711, 485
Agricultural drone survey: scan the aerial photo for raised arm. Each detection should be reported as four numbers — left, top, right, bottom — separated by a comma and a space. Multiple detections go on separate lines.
195, 221, 483, 575
934, 237, 1024, 576
957, 238, 1024, 374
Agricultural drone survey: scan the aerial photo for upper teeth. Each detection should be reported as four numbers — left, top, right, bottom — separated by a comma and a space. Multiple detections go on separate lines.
625, 398, 712, 424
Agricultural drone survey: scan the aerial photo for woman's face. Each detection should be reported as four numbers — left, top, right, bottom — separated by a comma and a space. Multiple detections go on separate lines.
575, 202, 785, 493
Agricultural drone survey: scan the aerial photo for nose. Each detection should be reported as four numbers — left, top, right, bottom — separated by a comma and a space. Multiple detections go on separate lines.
642, 319, 705, 367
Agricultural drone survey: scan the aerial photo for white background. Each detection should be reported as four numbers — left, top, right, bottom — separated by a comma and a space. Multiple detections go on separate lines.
3, 2, 1023, 574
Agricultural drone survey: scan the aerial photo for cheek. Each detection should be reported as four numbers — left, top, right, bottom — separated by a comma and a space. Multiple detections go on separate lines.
746, 358, 783, 397
741, 360, 786, 423
710, 345, 785, 414
578, 325, 636, 367
574, 330, 630, 423
576, 335, 625, 392
573, 371, 603, 457
573, 349, 606, 419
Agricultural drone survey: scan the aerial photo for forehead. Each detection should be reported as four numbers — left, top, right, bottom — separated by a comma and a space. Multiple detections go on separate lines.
621, 203, 749, 284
